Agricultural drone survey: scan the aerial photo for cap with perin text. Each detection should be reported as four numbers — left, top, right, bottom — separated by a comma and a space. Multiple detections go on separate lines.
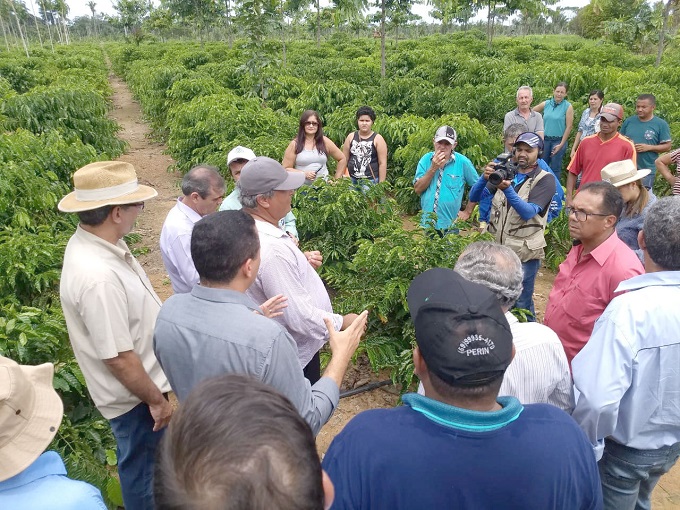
600, 103, 625, 122
238, 157, 306, 196
434, 126, 457, 145
407, 268, 513, 387
513, 132, 544, 151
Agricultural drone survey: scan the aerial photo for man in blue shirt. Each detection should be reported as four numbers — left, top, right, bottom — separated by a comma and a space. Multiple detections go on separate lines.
620, 94, 672, 189
572, 196, 680, 510
0, 356, 106, 509
413, 125, 479, 232
323, 269, 602, 510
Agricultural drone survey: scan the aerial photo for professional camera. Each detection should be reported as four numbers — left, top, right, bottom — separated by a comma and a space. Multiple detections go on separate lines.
488, 152, 518, 186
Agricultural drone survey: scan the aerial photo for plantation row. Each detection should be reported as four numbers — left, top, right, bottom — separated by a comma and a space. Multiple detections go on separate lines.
0, 45, 124, 506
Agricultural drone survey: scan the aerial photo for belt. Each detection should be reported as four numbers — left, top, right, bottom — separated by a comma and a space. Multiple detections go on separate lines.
544, 136, 562, 141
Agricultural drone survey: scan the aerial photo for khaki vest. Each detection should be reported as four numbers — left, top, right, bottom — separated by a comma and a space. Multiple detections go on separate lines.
489, 169, 550, 262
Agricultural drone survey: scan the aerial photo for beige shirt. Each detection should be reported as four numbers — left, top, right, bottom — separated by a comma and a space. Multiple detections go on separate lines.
60, 226, 170, 419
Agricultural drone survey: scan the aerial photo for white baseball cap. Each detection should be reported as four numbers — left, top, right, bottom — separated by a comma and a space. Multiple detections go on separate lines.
227, 146, 256, 166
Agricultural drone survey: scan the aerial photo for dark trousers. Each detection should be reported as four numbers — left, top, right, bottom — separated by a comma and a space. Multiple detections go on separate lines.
303, 351, 321, 384
109, 402, 165, 510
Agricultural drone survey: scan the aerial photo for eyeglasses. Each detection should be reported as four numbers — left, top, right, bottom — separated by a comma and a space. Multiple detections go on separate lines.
305, 121, 319, 127
565, 206, 609, 222
123, 202, 145, 211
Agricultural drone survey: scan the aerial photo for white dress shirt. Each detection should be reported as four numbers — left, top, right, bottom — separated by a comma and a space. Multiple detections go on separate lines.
159, 198, 201, 294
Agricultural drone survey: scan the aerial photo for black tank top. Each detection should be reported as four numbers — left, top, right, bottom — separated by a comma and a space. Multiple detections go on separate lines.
348, 131, 379, 180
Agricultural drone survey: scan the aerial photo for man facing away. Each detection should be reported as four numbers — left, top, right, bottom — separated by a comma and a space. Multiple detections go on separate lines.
413, 125, 479, 233
58, 161, 172, 510
503, 85, 545, 137
323, 268, 602, 510
155, 374, 335, 510
544, 182, 644, 365
0, 356, 106, 509
159, 165, 225, 293
567, 102, 637, 207
572, 196, 680, 510
470, 132, 556, 320
620, 93, 672, 189
153, 209, 367, 436
239, 157, 362, 384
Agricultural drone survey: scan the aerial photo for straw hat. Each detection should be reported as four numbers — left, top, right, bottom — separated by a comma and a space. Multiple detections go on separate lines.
0, 356, 63, 481
601, 160, 651, 188
58, 161, 158, 213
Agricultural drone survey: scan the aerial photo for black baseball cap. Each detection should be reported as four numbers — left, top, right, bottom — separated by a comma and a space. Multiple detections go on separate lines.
407, 268, 513, 387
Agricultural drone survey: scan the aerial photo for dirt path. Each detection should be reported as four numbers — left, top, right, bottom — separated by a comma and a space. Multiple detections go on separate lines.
106, 71, 680, 508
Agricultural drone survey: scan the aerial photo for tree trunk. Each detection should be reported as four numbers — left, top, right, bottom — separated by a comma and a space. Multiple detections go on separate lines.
223, 0, 232, 48
656, 0, 674, 67
29, 0, 44, 47
316, 0, 320, 46
380, 0, 386, 78
0, 15, 10, 52
10, 1, 29, 57
486, 0, 495, 48
280, 0, 286, 67
39, 0, 55, 51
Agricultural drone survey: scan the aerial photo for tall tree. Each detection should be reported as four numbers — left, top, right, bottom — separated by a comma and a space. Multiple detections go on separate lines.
656, 0, 679, 66
87, 1, 97, 36
163, 0, 221, 42
113, 0, 148, 36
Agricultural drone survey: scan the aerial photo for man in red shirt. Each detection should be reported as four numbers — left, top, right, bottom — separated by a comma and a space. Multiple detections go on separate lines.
566, 103, 636, 207
544, 182, 644, 364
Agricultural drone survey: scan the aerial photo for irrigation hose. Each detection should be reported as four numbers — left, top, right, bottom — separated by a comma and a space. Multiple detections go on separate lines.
340, 379, 392, 399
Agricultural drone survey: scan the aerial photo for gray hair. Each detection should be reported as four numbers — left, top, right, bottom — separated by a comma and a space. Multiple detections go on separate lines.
182, 165, 225, 198
503, 123, 526, 143
516, 85, 533, 99
454, 241, 523, 309
642, 196, 680, 270
237, 181, 274, 209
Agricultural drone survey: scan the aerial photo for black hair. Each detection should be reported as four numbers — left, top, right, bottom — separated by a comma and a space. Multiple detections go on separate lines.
356, 106, 376, 122
579, 181, 624, 218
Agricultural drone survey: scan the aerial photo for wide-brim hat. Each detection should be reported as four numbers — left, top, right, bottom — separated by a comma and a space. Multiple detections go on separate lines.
0, 357, 63, 482
58, 161, 158, 213
601, 159, 650, 187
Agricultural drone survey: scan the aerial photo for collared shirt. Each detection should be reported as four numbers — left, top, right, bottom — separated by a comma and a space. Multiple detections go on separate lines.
322, 394, 602, 510
60, 226, 170, 419
219, 189, 298, 238
0, 451, 106, 509
503, 108, 545, 134
544, 231, 644, 365
500, 313, 574, 412
159, 198, 202, 294
572, 272, 680, 460
153, 286, 338, 435
567, 133, 637, 185
246, 220, 342, 367
414, 151, 479, 229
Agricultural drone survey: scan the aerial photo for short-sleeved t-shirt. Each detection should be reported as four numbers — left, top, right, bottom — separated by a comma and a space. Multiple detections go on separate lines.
567, 133, 637, 185
414, 151, 479, 230
620, 115, 671, 171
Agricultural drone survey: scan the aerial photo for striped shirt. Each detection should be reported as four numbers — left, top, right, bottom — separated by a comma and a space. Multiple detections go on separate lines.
246, 220, 343, 367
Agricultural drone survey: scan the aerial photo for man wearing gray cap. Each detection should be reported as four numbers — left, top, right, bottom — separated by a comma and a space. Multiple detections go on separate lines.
323, 269, 602, 510
58, 161, 172, 510
239, 157, 361, 383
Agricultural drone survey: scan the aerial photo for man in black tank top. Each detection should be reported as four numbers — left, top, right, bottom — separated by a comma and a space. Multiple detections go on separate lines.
339, 106, 388, 185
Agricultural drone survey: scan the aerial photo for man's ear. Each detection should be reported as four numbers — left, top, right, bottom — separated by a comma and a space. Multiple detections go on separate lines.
256, 194, 270, 210
110, 205, 123, 224
322, 470, 335, 510
243, 258, 256, 279
413, 346, 427, 379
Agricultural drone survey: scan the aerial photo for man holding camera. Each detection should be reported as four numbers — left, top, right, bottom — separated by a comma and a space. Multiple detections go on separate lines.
469, 132, 555, 320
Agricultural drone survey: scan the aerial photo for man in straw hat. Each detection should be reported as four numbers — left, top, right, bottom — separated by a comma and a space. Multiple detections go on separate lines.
58, 161, 172, 509
0, 356, 106, 508
323, 269, 601, 509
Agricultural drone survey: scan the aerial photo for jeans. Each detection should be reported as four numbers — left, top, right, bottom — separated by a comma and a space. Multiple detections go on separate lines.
641, 171, 655, 190
598, 439, 680, 510
542, 138, 568, 181
351, 176, 379, 193
109, 402, 166, 510
514, 259, 540, 321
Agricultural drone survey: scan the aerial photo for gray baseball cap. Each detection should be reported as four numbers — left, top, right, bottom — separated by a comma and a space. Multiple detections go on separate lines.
239, 157, 306, 196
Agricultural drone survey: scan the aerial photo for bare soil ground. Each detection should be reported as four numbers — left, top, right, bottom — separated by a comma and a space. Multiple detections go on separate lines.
108, 71, 680, 508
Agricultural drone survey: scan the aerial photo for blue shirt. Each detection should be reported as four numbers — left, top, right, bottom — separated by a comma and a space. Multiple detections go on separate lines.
323, 393, 602, 510
414, 151, 479, 229
572, 271, 680, 460
0, 452, 106, 509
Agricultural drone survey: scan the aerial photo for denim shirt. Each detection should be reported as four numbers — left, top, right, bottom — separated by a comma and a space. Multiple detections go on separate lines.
616, 192, 656, 262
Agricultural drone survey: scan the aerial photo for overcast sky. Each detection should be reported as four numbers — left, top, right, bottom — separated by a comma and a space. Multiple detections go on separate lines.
64, 0, 591, 23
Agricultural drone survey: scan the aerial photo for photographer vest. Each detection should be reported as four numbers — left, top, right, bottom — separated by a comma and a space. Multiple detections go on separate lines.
489, 169, 550, 262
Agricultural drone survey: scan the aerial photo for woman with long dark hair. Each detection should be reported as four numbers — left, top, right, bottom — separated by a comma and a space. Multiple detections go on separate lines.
282, 110, 346, 185
570, 90, 604, 159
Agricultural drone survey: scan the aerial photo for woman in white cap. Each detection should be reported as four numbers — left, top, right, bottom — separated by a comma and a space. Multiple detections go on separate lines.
601, 159, 656, 262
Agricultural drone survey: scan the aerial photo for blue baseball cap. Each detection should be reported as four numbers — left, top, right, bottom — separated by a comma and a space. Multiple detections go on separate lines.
514, 132, 544, 151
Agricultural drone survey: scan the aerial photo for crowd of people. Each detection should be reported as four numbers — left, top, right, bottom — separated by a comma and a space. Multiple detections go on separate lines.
2, 95, 680, 510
